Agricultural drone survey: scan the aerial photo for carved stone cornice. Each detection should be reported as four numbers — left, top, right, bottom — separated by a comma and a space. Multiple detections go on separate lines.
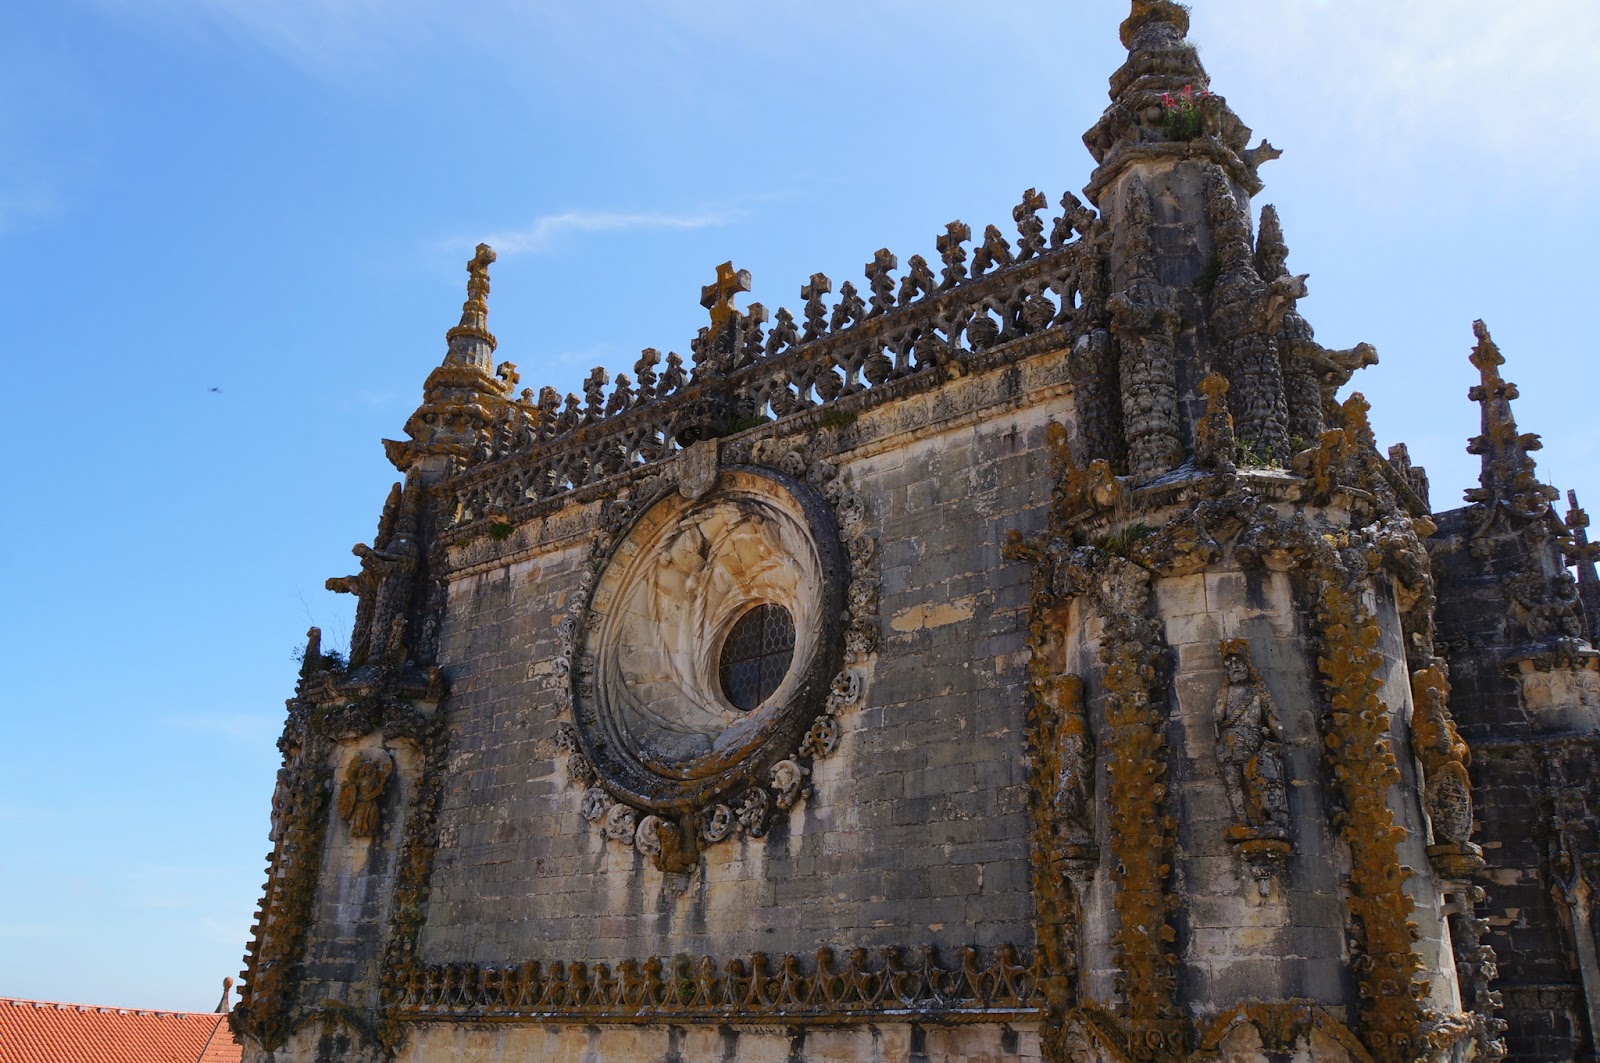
394, 944, 1043, 1026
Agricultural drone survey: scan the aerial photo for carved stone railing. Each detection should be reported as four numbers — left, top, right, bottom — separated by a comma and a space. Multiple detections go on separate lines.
445, 191, 1095, 530
397, 944, 1044, 1024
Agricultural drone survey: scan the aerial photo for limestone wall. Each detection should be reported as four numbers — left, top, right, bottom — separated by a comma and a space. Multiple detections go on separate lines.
390, 1022, 1042, 1063
416, 351, 1075, 969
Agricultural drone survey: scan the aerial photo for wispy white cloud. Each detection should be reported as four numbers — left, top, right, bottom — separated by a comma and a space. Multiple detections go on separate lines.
1200, 0, 1600, 190
483, 209, 733, 256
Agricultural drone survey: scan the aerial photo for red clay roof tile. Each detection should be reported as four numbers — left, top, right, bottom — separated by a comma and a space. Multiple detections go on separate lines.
0, 997, 242, 1063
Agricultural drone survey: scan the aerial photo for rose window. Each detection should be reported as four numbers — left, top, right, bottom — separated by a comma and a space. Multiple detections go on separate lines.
570, 466, 846, 811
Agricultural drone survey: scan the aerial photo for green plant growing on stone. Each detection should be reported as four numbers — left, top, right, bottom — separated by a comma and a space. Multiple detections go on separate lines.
727, 412, 773, 434
1095, 524, 1155, 558
1161, 84, 1209, 140
488, 520, 515, 541
1234, 439, 1279, 469
292, 645, 347, 672
816, 409, 859, 431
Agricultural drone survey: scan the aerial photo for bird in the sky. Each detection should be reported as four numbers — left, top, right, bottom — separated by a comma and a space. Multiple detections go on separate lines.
208, 386, 223, 393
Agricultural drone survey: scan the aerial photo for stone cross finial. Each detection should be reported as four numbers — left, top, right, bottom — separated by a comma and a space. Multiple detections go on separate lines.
801, 273, 832, 343
1014, 189, 1048, 260
937, 221, 971, 289
701, 261, 751, 337
446, 242, 498, 352
468, 242, 495, 287
866, 249, 897, 316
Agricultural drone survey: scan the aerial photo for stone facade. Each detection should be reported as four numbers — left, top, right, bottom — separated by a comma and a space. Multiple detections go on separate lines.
232, 4, 1598, 1061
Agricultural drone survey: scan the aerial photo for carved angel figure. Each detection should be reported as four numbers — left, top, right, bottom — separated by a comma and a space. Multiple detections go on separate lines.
1214, 641, 1289, 839
338, 751, 394, 839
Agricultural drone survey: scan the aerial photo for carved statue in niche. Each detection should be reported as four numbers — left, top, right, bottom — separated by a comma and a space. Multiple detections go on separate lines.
1215, 640, 1291, 891
338, 751, 395, 839
1411, 665, 1485, 878
1049, 674, 1097, 871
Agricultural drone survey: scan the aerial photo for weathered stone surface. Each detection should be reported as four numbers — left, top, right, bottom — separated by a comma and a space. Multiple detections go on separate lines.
234, 5, 1597, 1063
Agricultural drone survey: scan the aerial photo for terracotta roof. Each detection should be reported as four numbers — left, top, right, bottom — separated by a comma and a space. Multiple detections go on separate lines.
0, 997, 242, 1063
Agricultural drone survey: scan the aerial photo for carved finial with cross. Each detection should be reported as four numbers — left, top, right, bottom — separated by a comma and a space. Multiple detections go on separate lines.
866, 249, 898, 316
447, 242, 498, 351
937, 221, 971, 289
701, 261, 752, 337
801, 272, 832, 343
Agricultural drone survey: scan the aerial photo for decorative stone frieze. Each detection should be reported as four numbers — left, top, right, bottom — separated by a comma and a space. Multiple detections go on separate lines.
396, 943, 1043, 1025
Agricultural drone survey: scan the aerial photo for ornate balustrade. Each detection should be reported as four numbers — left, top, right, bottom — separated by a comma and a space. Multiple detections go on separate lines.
444, 190, 1096, 531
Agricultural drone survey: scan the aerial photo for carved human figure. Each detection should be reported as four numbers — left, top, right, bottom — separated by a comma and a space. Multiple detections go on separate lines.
1410, 665, 1478, 860
1214, 641, 1288, 839
1053, 729, 1094, 837
337, 751, 394, 839
1047, 674, 1096, 863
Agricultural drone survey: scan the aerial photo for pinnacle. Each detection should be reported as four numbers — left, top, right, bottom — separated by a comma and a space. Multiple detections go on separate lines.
1464, 321, 1558, 518
446, 242, 498, 356
1119, 0, 1193, 51
1255, 205, 1289, 280
1469, 319, 1504, 375
1084, 2, 1277, 204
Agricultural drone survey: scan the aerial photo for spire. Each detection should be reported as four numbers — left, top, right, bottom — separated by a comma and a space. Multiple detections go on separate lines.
386, 243, 516, 477
1464, 321, 1559, 520
1084, 1, 1280, 204
1254, 205, 1289, 280
444, 243, 498, 368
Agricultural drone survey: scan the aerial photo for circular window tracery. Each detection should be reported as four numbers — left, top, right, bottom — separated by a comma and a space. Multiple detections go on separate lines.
570, 466, 846, 812
718, 603, 796, 712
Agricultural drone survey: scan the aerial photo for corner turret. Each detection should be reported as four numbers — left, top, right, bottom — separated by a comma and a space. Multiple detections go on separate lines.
1070, 2, 1374, 482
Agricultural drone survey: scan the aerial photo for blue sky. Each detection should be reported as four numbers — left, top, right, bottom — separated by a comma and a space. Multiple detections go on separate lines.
1, 0, 1596, 1012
